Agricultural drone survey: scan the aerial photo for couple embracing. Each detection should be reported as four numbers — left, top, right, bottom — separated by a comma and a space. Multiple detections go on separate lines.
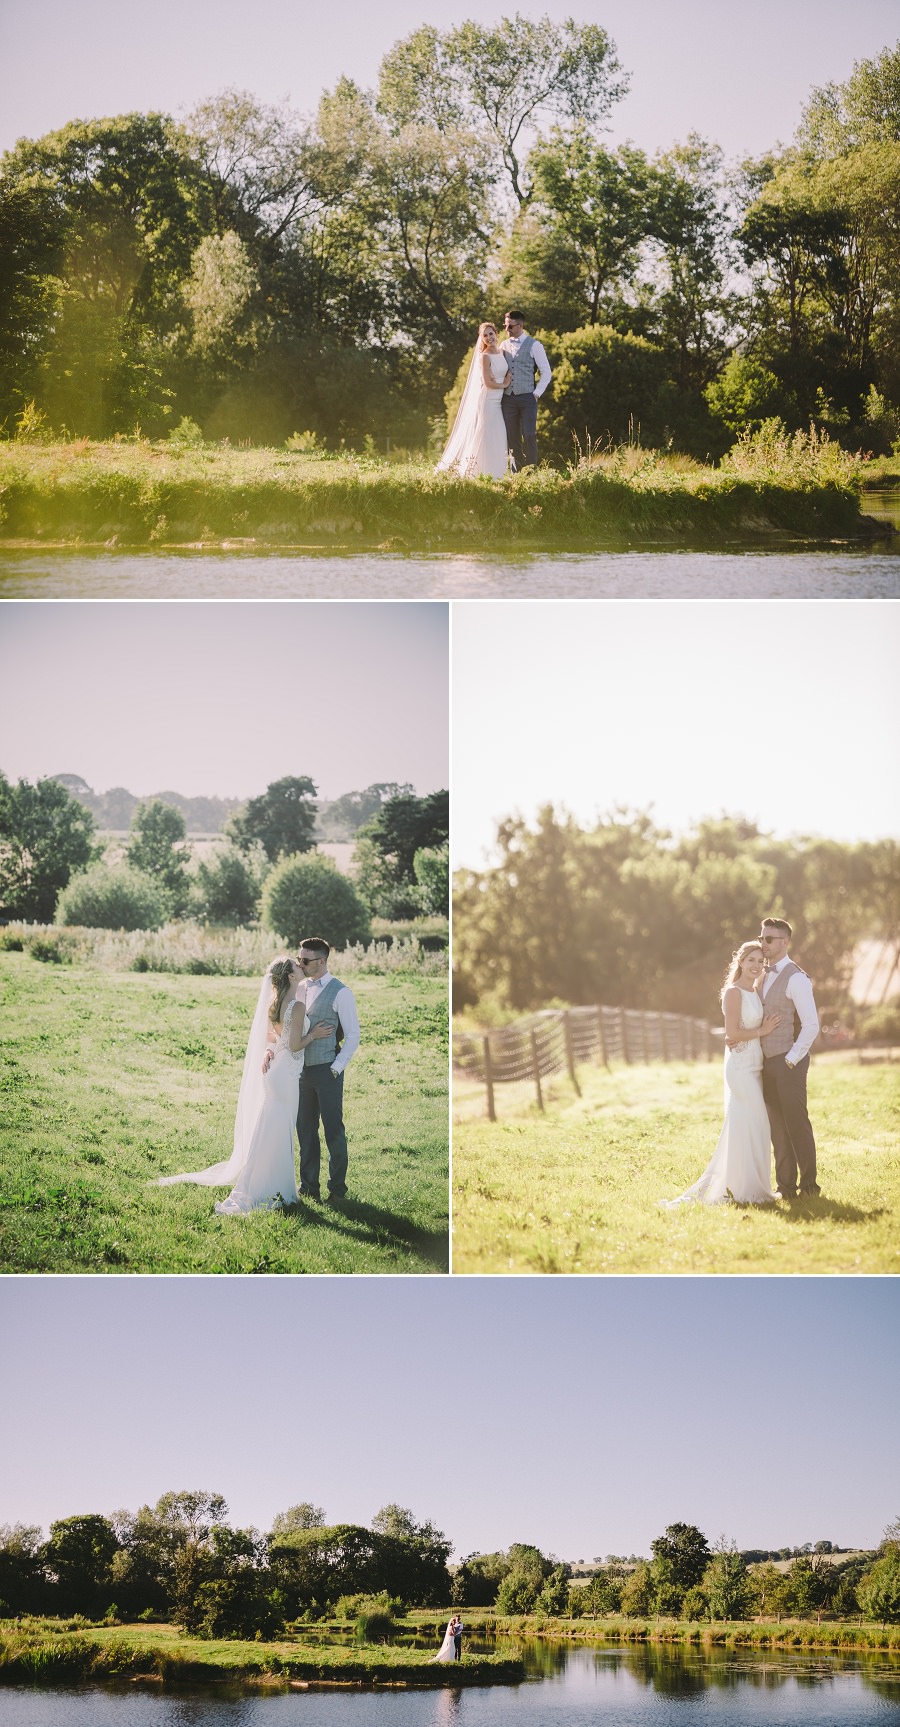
160, 937, 360, 1213
667, 917, 820, 1208
437, 310, 552, 479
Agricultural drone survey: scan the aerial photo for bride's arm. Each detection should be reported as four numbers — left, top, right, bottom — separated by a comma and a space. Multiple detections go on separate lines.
482, 353, 508, 390
723, 986, 781, 1046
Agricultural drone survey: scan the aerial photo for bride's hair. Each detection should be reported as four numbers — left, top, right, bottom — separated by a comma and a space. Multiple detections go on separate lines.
721, 940, 764, 1002
267, 955, 296, 1026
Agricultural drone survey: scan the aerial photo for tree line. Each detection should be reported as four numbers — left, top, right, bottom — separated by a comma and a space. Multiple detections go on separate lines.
2, 22, 898, 457
0, 771, 449, 946
453, 809, 900, 1038
2, 1505, 898, 1634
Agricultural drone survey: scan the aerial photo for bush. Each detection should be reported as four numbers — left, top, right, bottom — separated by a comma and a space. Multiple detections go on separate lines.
413, 845, 449, 917
355, 1609, 395, 1644
260, 853, 372, 950
56, 863, 170, 931
855, 1003, 900, 1044
541, 323, 671, 456
192, 843, 267, 927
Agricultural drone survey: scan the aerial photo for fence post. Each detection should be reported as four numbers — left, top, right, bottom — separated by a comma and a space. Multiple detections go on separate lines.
530, 1026, 544, 1112
563, 1011, 582, 1096
596, 1005, 609, 1069
617, 1005, 629, 1062
483, 1035, 496, 1123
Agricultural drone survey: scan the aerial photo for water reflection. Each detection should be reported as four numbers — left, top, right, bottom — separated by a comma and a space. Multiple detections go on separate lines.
2, 1646, 899, 1724
0, 539, 898, 600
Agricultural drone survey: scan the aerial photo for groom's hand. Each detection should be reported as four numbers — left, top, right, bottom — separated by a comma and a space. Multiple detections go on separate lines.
262, 1049, 273, 1074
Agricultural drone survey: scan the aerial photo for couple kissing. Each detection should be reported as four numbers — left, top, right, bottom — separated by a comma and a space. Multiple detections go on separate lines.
437, 309, 552, 479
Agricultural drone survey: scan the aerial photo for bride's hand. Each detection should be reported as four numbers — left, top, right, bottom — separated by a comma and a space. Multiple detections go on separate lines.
308, 1023, 332, 1040
761, 1012, 782, 1035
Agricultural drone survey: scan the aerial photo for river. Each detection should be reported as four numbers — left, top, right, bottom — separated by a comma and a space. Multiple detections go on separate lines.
0, 494, 897, 599
2, 1646, 899, 1726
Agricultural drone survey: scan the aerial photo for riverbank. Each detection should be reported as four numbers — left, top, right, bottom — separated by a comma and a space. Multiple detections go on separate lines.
475, 1612, 900, 1651
0, 441, 883, 551
0, 1622, 522, 1690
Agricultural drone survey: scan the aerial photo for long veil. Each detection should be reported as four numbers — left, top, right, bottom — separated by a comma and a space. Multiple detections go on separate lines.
157, 971, 273, 1188
436, 342, 485, 477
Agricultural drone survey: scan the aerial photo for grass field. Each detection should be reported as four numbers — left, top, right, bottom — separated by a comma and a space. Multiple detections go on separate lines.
0, 1619, 521, 1688
0, 439, 871, 551
452, 1056, 900, 1275
0, 954, 448, 1274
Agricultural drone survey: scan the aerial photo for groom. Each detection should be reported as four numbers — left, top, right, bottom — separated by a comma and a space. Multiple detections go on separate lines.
500, 309, 552, 469
295, 936, 361, 1203
758, 917, 820, 1198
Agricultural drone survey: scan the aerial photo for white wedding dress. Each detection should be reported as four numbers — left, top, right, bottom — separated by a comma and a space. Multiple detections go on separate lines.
158, 990, 307, 1214
431, 1619, 458, 1663
665, 990, 775, 1206
437, 350, 510, 478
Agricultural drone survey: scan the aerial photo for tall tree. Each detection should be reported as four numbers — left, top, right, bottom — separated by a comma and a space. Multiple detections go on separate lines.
0, 772, 96, 921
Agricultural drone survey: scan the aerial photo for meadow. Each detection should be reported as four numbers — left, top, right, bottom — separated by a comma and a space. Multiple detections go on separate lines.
0, 437, 872, 553
0, 952, 448, 1274
452, 1057, 899, 1275
0, 1618, 521, 1689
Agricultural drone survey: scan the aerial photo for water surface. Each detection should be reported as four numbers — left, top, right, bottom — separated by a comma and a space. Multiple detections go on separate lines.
3, 1646, 898, 1726
0, 544, 898, 600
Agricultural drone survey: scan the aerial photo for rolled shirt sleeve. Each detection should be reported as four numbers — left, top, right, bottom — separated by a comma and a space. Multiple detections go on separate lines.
331, 985, 360, 1074
786, 972, 819, 1064
532, 340, 552, 399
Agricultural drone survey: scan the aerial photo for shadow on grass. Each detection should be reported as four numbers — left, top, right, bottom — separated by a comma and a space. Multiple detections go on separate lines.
776, 1195, 884, 1226
282, 1195, 449, 1270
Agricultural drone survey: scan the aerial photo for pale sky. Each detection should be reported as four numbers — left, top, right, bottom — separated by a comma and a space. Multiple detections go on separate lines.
0, 0, 896, 163
2, 1277, 897, 1556
0, 602, 448, 800
452, 600, 900, 868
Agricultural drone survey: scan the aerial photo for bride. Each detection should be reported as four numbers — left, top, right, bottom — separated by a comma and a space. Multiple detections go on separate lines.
436, 322, 511, 478
158, 956, 331, 1214
664, 941, 782, 1207
431, 1616, 459, 1663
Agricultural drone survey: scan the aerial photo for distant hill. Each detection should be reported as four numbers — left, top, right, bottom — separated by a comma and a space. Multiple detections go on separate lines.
49, 776, 416, 839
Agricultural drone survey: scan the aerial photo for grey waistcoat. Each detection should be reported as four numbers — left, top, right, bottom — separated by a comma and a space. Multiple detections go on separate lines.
759, 961, 805, 1057
504, 336, 536, 395
303, 975, 344, 1066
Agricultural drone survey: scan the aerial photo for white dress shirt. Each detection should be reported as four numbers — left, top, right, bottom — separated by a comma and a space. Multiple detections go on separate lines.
502, 333, 552, 398
762, 956, 819, 1064
307, 970, 360, 1075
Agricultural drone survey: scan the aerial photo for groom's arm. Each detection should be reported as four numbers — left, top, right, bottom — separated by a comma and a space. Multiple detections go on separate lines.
532, 340, 552, 398
331, 986, 360, 1074
785, 974, 819, 1065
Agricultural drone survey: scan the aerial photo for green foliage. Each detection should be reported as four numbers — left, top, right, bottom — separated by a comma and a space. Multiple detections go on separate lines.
412, 845, 449, 917
261, 852, 371, 950
0, 772, 96, 922
45, 1516, 118, 1617
355, 1609, 395, 1643
542, 324, 671, 456
269, 1505, 327, 1539
620, 1563, 653, 1617
702, 1540, 750, 1621
56, 862, 170, 931
229, 776, 317, 863
126, 799, 192, 913
354, 791, 449, 919
651, 1525, 712, 1597
192, 843, 267, 927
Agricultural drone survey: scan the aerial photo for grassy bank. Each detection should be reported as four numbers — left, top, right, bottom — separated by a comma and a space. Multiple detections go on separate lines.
469, 1611, 900, 1651
0, 953, 448, 1273
0, 1620, 522, 1688
0, 440, 876, 552
452, 1057, 900, 1274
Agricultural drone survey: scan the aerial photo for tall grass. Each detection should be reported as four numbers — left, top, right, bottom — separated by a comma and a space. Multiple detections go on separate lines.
0, 437, 871, 547
0, 920, 446, 976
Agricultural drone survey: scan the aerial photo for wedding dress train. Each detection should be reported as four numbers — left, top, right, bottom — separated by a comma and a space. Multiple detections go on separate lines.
158, 989, 307, 1214
431, 1619, 458, 1663
665, 990, 774, 1206
437, 350, 510, 478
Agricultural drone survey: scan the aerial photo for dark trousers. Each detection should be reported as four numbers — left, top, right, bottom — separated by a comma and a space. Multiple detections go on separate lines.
502, 391, 538, 468
297, 1064, 348, 1197
763, 1053, 818, 1195
453, 1634, 462, 1659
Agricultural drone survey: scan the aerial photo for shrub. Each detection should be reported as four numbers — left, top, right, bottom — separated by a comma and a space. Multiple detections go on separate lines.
192, 843, 266, 927
541, 323, 671, 456
355, 1609, 395, 1644
413, 845, 449, 917
56, 863, 170, 931
261, 853, 372, 950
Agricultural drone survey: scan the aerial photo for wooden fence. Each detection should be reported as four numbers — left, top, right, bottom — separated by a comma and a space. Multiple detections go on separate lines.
454, 1005, 715, 1121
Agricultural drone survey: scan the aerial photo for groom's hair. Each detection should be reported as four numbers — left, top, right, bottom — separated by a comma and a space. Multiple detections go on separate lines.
761, 916, 792, 937
298, 935, 330, 957
505, 308, 526, 322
